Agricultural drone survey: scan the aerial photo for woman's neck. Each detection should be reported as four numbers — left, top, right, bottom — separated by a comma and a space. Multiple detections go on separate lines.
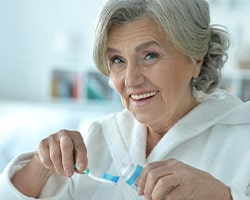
146, 129, 165, 157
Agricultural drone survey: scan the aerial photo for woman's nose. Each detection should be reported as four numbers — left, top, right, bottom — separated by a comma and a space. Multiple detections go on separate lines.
125, 62, 145, 88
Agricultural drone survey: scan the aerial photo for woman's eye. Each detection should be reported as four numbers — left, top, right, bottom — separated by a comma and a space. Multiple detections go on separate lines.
145, 52, 159, 60
138, 52, 160, 66
111, 56, 124, 64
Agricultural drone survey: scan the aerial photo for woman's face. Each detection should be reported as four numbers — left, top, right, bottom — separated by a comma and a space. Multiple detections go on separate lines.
107, 17, 201, 133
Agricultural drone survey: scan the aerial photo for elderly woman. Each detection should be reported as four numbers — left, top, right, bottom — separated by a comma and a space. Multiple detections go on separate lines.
0, 0, 250, 199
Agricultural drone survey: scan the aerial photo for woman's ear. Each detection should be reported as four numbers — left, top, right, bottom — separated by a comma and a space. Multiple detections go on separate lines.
192, 59, 203, 78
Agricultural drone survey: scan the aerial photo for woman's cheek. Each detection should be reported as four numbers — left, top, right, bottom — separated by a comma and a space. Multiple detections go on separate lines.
110, 72, 128, 107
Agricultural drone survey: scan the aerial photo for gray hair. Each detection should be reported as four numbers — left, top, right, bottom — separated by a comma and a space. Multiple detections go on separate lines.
93, 0, 230, 94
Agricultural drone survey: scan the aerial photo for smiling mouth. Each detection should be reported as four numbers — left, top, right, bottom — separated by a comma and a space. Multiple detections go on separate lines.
130, 91, 158, 100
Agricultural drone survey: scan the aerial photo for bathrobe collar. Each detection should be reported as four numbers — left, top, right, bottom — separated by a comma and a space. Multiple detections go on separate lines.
100, 90, 249, 173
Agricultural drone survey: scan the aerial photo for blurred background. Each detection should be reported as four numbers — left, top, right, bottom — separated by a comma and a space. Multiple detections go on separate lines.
0, 0, 250, 171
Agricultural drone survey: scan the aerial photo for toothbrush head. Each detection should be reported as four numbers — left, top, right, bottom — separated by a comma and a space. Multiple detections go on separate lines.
102, 172, 120, 183
74, 164, 120, 185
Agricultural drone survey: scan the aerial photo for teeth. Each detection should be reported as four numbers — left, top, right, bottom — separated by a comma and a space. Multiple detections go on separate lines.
131, 91, 157, 100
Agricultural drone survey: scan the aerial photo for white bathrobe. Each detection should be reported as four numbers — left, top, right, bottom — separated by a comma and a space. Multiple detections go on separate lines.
1, 90, 250, 200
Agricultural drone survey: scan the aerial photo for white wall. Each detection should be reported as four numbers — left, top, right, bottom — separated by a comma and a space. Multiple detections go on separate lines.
210, 4, 250, 65
0, 0, 106, 101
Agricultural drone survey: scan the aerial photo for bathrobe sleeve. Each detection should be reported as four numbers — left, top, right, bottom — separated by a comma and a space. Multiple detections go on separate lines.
0, 111, 142, 200
0, 152, 74, 200
231, 187, 250, 200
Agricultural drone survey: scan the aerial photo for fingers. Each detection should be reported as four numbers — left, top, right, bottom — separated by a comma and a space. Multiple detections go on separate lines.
36, 129, 87, 177
137, 159, 231, 200
50, 136, 64, 175
151, 175, 178, 200
60, 135, 74, 176
74, 140, 88, 173
36, 138, 54, 169
159, 185, 176, 200
144, 166, 176, 199
137, 159, 179, 199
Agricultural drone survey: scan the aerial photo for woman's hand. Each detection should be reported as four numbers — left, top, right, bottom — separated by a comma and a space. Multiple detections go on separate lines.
35, 129, 88, 177
11, 129, 87, 197
137, 159, 232, 200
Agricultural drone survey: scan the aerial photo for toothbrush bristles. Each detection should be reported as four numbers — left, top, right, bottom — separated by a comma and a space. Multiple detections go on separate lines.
103, 173, 120, 183
73, 165, 120, 185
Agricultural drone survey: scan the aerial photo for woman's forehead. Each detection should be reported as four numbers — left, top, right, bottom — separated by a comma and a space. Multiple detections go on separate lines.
107, 17, 168, 49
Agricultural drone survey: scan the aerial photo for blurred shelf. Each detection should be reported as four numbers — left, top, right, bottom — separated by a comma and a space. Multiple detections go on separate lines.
221, 68, 250, 101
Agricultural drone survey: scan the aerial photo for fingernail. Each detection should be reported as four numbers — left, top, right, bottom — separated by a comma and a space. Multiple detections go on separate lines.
137, 186, 143, 195
77, 162, 85, 172
65, 169, 73, 177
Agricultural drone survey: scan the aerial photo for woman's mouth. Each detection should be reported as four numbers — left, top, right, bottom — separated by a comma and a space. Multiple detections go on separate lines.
130, 91, 158, 100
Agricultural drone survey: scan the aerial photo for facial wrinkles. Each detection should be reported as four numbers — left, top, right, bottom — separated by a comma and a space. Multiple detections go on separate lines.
108, 22, 165, 104
107, 18, 163, 54
108, 35, 152, 58
108, 22, 161, 95
108, 18, 197, 126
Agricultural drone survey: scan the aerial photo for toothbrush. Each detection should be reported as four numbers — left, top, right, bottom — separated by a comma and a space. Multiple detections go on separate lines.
74, 164, 120, 185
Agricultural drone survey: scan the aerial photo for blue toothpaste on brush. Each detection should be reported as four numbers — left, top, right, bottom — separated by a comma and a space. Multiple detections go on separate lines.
74, 164, 120, 184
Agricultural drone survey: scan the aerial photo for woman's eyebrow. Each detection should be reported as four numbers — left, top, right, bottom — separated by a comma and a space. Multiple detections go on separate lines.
107, 40, 160, 54
135, 40, 160, 52
107, 47, 120, 54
